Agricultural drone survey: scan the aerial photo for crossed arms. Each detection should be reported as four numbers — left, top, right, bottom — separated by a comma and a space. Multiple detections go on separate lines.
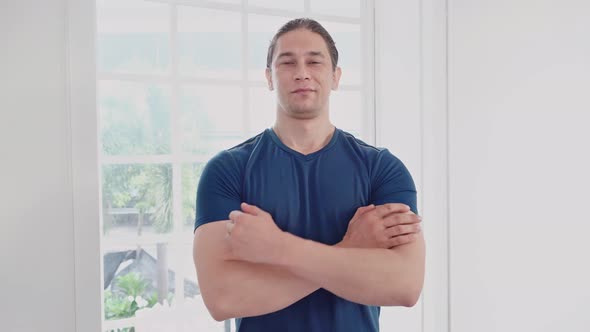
193, 202, 425, 321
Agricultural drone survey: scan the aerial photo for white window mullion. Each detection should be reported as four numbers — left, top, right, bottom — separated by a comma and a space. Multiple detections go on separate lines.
101, 233, 194, 251
169, 2, 187, 309
149, 0, 362, 24
363, 0, 376, 146
102, 154, 214, 165
101, 155, 173, 165
242, 0, 250, 136
149, 0, 243, 12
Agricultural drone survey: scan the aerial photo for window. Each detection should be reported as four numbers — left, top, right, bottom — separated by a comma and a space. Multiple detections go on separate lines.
96, 0, 373, 331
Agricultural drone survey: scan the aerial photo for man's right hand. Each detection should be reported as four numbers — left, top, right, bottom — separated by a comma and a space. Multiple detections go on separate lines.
338, 203, 422, 249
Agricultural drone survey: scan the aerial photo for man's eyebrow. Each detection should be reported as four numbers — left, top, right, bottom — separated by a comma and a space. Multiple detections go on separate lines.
306, 51, 325, 57
276, 52, 295, 59
276, 51, 326, 59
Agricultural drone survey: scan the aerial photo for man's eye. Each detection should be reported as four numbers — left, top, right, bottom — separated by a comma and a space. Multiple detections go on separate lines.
309, 61, 321, 65
282, 61, 295, 65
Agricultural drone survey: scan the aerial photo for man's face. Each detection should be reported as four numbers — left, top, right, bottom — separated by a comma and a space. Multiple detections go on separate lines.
265, 28, 341, 120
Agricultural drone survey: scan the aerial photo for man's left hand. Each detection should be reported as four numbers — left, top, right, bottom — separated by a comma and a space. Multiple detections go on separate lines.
226, 202, 286, 264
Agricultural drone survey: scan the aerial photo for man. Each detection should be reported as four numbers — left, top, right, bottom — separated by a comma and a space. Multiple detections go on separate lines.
193, 18, 424, 331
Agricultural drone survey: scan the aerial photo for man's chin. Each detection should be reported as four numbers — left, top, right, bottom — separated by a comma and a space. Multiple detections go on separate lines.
287, 107, 320, 119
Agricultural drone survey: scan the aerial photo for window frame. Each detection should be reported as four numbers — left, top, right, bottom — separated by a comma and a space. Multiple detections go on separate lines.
70, 0, 376, 331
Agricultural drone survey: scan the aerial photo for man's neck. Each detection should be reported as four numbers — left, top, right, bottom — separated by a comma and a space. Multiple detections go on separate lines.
272, 116, 335, 155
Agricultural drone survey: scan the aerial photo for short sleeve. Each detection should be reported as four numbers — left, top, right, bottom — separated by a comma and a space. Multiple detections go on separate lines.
194, 151, 243, 232
370, 149, 418, 214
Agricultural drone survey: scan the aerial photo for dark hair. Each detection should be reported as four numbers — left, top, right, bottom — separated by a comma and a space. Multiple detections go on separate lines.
266, 18, 339, 71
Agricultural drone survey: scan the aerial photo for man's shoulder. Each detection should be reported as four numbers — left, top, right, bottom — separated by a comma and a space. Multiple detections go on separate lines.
336, 129, 408, 178
337, 128, 388, 160
207, 130, 267, 169
228, 131, 266, 153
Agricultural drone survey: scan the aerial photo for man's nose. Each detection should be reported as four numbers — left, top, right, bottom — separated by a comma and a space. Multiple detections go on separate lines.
294, 63, 310, 81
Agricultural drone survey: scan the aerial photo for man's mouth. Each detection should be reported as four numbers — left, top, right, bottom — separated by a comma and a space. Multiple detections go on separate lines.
292, 88, 315, 94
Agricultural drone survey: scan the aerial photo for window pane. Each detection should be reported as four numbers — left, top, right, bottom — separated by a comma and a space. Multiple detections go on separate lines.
97, 0, 169, 74
99, 81, 171, 155
178, 7, 242, 79
179, 243, 198, 298
248, 14, 293, 81
311, 0, 361, 18
330, 90, 363, 137
248, 87, 276, 135
103, 244, 176, 322
319, 21, 362, 85
182, 163, 206, 232
180, 85, 245, 155
102, 164, 173, 237
133, 297, 227, 331
249, 0, 304, 12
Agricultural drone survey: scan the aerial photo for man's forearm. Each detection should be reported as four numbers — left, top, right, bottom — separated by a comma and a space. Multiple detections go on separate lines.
214, 260, 319, 320
196, 204, 424, 320
209, 240, 382, 319
204, 234, 422, 321
273, 231, 425, 306
214, 241, 353, 319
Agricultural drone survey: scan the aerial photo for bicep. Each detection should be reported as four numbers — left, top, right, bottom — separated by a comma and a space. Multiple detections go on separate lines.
193, 221, 232, 306
370, 150, 418, 214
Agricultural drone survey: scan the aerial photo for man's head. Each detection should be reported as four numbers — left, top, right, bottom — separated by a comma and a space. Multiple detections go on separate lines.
265, 18, 342, 120
266, 18, 339, 72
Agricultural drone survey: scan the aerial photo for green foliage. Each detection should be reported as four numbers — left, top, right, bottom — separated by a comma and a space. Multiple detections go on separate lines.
148, 166, 173, 233
100, 83, 175, 235
182, 163, 205, 226
104, 290, 138, 320
115, 273, 148, 298
102, 162, 204, 234
104, 273, 162, 324
102, 164, 172, 235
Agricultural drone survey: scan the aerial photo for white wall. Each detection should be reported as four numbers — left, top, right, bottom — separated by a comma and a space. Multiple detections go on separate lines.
0, 0, 76, 331
3, 1, 589, 331
375, 0, 424, 330
449, 1, 590, 331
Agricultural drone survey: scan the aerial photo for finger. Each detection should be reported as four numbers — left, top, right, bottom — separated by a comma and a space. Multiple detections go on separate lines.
240, 202, 260, 216
242, 202, 270, 217
228, 210, 244, 222
383, 213, 421, 227
385, 223, 421, 238
356, 205, 375, 216
387, 231, 420, 248
350, 205, 375, 223
374, 203, 411, 218
226, 220, 234, 235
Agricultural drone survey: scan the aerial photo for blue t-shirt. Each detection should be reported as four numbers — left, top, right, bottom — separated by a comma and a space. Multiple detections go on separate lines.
195, 128, 417, 332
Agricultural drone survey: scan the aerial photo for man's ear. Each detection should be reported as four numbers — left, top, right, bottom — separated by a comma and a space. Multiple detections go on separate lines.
265, 68, 274, 91
332, 66, 342, 90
